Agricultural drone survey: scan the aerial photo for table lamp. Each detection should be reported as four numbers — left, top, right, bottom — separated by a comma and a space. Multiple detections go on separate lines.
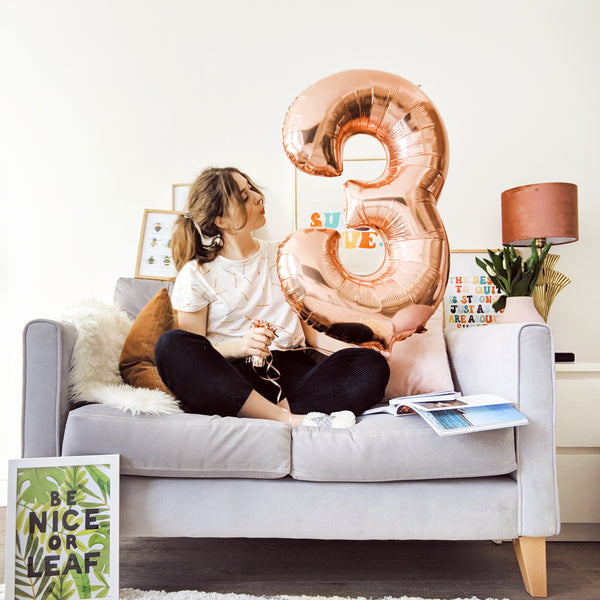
501, 182, 578, 323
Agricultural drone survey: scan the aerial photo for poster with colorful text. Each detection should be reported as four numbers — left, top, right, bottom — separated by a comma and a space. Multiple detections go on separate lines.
444, 251, 503, 328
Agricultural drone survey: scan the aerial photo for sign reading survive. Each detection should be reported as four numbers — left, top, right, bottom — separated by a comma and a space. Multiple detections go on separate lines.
5, 455, 119, 600
295, 158, 387, 276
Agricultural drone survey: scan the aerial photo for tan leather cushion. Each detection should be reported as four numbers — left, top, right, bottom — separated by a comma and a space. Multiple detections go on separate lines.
119, 288, 177, 395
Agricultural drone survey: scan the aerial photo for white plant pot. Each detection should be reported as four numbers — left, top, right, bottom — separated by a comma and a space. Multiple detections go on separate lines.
496, 296, 545, 324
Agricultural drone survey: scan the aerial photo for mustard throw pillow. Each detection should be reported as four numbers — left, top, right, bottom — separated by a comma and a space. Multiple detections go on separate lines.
119, 288, 178, 396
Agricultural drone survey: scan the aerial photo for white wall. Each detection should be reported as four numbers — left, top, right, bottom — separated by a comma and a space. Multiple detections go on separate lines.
1, 0, 599, 502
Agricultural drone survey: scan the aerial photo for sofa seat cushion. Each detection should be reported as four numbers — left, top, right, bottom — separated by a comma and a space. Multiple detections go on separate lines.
61, 404, 290, 479
62, 405, 517, 483
290, 413, 517, 482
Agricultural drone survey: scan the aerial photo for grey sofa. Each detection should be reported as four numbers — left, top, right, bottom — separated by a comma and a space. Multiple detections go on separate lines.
22, 278, 560, 597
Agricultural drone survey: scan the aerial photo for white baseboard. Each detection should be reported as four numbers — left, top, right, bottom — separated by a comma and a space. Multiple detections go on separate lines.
550, 523, 600, 541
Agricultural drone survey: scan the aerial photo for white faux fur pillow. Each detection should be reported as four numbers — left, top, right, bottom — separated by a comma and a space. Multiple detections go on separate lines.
61, 298, 181, 415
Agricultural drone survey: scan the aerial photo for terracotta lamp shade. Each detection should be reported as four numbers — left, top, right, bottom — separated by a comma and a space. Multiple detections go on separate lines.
501, 182, 578, 246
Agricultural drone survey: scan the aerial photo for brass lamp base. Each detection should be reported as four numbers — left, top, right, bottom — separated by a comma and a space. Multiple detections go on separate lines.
532, 253, 571, 322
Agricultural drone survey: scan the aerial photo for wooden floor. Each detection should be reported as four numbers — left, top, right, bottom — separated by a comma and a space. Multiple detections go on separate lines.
2, 508, 599, 599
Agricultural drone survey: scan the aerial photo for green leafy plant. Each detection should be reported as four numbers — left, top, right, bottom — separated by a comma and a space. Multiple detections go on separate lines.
475, 239, 552, 312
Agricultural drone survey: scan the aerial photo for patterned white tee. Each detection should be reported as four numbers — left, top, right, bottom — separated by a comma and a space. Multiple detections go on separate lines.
171, 239, 305, 349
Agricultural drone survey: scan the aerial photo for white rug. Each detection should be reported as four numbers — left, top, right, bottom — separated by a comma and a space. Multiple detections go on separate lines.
119, 589, 508, 600
0, 585, 508, 600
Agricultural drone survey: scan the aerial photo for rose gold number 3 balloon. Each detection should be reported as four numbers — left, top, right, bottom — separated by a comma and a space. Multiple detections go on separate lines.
277, 69, 449, 352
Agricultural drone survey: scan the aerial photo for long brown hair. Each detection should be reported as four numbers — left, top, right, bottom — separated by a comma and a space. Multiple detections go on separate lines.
171, 167, 263, 270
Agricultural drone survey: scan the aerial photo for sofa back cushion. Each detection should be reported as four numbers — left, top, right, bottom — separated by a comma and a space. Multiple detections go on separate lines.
114, 277, 174, 319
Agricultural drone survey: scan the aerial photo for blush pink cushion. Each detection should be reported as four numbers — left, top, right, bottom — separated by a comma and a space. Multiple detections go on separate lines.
303, 305, 453, 400
384, 305, 454, 400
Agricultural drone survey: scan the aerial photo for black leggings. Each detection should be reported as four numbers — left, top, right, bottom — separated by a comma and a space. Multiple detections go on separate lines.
155, 329, 390, 417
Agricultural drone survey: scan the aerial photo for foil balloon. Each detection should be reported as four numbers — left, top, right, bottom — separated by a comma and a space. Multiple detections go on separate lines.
277, 69, 449, 352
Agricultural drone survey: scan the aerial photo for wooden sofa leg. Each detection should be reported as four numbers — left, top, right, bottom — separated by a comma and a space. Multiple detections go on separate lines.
513, 537, 547, 597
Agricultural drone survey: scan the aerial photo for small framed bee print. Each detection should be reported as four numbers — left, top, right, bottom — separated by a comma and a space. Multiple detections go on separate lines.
135, 209, 179, 280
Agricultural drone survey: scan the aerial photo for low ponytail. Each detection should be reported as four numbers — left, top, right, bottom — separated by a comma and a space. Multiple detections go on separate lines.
171, 212, 224, 270
171, 215, 204, 271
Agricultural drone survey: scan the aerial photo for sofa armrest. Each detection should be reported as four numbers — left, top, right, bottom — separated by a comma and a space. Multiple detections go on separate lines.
22, 319, 77, 458
444, 323, 560, 537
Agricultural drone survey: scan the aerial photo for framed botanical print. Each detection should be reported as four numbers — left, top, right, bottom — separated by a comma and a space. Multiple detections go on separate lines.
4, 454, 120, 600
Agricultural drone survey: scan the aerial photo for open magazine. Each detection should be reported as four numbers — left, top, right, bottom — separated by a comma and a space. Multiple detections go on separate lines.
361, 391, 528, 436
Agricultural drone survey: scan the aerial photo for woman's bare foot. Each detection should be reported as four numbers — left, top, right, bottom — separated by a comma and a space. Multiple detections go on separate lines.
237, 391, 305, 427
288, 413, 305, 428
278, 406, 305, 428
277, 398, 305, 427
277, 398, 291, 411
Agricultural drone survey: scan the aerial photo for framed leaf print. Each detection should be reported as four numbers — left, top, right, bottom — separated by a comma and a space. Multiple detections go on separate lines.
5, 454, 120, 600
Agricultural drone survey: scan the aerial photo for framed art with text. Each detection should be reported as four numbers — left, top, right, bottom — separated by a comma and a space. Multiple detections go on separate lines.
135, 209, 179, 280
4, 454, 120, 600
444, 250, 503, 329
294, 158, 387, 276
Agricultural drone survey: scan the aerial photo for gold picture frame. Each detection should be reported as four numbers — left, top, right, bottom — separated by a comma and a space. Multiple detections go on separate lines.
172, 183, 192, 212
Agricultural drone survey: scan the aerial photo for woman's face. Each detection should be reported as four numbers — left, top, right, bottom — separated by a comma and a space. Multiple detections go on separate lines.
222, 171, 266, 233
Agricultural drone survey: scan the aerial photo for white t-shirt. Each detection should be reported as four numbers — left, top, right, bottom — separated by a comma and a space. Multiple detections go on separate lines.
171, 239, 305, 349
